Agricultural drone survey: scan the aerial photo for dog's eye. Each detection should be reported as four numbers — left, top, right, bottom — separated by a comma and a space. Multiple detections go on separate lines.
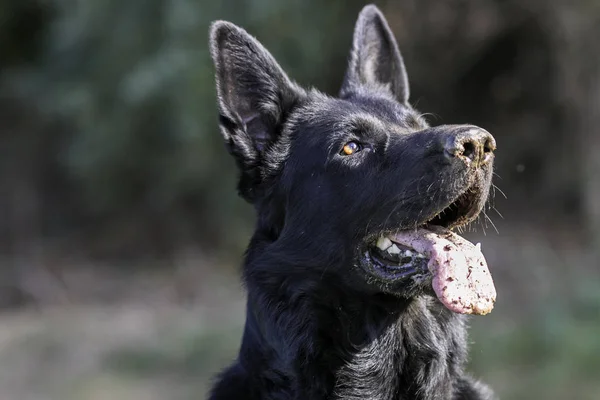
341, 141, 362, 156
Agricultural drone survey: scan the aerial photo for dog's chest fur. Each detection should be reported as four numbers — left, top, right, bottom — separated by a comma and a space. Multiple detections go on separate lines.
332, 298, 467, 400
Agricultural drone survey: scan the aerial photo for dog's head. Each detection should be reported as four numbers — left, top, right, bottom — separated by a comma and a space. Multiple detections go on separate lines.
209, 5, 496, 300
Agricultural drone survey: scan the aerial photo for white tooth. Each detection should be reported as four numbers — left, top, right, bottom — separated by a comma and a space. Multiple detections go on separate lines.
377, 237, 392, 250
388, 244, 401, 254
404, 250, 412, 257
475, 242, 481, 250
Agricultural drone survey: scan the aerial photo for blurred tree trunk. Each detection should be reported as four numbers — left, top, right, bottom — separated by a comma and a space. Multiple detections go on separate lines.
553, 4, 600, 260
0, 99, 68, 307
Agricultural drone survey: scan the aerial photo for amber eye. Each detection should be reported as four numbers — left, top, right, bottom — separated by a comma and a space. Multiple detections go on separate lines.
341, 141, 361, 155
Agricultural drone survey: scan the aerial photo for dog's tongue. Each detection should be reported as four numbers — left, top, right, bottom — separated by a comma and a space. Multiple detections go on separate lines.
389, 226, 496, 315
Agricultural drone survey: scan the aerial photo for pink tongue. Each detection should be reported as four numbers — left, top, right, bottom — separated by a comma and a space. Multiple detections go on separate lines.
389, 226, 496, 315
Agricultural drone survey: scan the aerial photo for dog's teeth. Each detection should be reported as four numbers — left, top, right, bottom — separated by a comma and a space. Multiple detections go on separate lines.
404, 250, 412, 257
475, 242, 481, 250
376, 237, 392, 251
387, 244, 401, 255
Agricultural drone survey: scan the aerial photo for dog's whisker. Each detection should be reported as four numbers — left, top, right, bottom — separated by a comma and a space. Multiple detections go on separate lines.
491, 184, 507, 199
482, 211, 499, 235
491, 206, 504, 219
477, 215, 486, 236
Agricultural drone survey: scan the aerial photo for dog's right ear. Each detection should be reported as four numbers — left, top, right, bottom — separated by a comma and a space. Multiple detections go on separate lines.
340, 5, 410, 104
209, 21, 303, 202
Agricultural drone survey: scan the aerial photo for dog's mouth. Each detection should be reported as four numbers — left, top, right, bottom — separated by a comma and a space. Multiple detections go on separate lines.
365, 187, 480, 276
366, 237, 430, 280
361, 185, 496, 315
426, 187, 482, 229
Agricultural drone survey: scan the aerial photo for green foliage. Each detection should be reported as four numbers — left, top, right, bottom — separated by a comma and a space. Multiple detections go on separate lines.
0, 0, 365, 256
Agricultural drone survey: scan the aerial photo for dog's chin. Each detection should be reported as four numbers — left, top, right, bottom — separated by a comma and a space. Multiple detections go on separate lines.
358, 185, 485, 294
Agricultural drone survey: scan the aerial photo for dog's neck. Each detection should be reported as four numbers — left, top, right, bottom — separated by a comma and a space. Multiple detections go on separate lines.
240, 262, 470, 400
332, 297, 468, 400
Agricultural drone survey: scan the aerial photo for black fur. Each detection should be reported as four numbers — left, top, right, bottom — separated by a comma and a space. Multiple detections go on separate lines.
208, 5, 497, 400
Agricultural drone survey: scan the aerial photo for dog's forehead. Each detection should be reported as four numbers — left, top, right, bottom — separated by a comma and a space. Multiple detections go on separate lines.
289, 92, 425, 145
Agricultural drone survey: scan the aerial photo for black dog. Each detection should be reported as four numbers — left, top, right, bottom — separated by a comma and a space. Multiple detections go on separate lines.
208, 5, 497, 400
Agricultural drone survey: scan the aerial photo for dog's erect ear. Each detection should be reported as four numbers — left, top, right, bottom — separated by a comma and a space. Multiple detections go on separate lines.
340, 5, 410, 104
209, 21, 303, 202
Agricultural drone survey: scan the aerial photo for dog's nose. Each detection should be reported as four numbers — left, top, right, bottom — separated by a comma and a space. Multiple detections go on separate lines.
444, 127, 496, 167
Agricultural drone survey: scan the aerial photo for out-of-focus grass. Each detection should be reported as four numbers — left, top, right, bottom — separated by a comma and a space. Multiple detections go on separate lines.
0, 305, 244, 400
1, 298, 598, 400
469, 282, 600, 400
0, 255, 598, 400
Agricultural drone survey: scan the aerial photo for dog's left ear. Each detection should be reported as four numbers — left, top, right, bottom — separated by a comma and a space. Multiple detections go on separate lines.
340, 5, 410, 104
210, 21, 304, 202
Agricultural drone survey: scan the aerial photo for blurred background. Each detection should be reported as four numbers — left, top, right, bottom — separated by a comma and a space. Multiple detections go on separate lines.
0, 0, 599, 399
